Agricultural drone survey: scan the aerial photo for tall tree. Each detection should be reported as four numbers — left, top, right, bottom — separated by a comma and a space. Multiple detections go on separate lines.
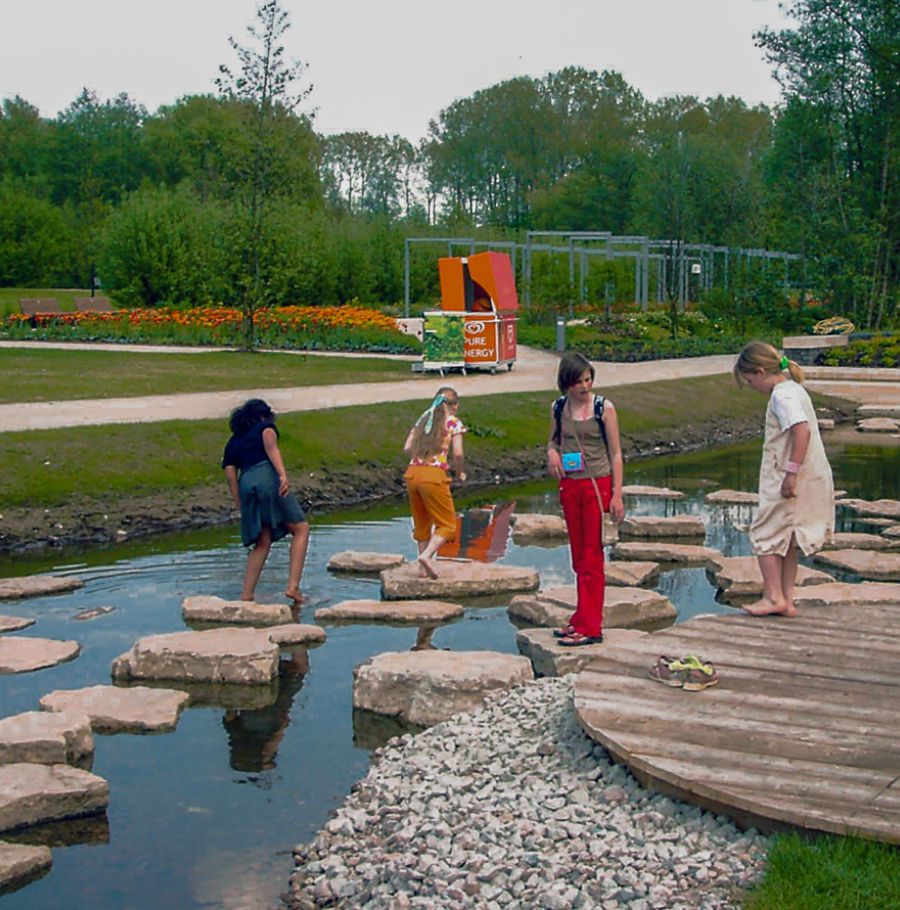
216, 0, 315, 348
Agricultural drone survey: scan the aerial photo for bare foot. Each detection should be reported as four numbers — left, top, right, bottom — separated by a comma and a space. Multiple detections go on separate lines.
417, 555, 438, 579
743, 598, 797, 617
284, 589, 307, 604
410, 643, 437, 651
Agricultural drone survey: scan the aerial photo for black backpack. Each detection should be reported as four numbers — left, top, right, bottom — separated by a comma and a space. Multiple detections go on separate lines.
552, 394, 607, 452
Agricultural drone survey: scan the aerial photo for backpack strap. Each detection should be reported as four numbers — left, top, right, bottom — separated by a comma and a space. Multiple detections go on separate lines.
594, 395, 608, 451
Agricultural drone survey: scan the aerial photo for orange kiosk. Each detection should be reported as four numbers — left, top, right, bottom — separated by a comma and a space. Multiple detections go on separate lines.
422, 251, 519, 374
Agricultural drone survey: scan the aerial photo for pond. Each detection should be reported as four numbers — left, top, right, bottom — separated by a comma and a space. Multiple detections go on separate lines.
1, 435, 897, 910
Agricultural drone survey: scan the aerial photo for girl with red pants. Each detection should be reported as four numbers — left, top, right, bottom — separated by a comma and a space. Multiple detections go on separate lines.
546, 352, 625, 646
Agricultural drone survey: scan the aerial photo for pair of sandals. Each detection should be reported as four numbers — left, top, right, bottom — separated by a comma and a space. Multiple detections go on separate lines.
552, 624, 604, 647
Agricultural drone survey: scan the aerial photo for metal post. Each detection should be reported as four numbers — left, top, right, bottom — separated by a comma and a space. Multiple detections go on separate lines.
568, 237, 575, 319
556, 316, 566, 353
403, 239, 410, 318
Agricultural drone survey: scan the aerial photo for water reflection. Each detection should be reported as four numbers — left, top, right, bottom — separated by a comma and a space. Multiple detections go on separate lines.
0, 437, 897, 910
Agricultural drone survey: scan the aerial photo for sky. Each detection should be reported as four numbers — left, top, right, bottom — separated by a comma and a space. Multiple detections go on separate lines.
1, 0, 794, 140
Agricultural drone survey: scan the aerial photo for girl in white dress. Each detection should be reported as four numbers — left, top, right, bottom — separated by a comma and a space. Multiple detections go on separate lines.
734, 341, 834, 617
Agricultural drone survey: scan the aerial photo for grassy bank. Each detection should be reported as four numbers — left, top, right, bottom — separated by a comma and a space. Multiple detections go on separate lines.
0, 347, 418, 403
0, 375, 769, 509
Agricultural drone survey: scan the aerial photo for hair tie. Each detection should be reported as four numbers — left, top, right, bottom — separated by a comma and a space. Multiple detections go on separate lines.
779, 355, 789, 370
421, 394, 446, 434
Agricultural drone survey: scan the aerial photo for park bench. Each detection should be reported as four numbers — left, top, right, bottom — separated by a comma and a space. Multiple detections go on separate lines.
19, 298, 62, 317
74, 296, 114, 312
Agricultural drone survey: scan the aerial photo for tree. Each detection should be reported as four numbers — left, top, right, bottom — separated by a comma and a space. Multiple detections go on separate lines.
216, 0, 315, 349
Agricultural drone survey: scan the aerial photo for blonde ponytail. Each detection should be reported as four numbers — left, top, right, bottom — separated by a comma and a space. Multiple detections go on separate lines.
734, 341, 804, 385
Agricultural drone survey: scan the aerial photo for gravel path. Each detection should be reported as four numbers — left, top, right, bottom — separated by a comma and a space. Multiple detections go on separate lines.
284, 677, 768, 910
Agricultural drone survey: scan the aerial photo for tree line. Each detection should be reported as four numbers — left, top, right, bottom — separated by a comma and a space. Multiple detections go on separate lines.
0, 0, 895, 327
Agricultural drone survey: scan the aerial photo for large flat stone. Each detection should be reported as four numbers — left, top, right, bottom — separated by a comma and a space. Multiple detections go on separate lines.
621, 485, 684, 499
711, 556, 834, 597
266, 624, 326, 646
883, 525, 900, 539
0, 616, 34, 633
857, 417, 900, 433
326, 551, 406, 573
507, 595, 571, 630
0, 841, 52, 894
352, 650, 533, 727
0, 576, 84, 601
516, 627, 648, 677
821, 532, 900, 552
314, 599, 463, 625
111, 627, 279, 686
0, 763, 108, 833
380, 561, 539, 600
605, 560, 660, 587
39, 685, 190, 734
0, 638, 80, 675
812, 548, 900, 581
612, 541, 724, 569
619, 516, 706, 538
792, 581, 900, 608
508, 586, 676, 630
704, 489, 759, 505
510, 514, 568, 539
181, 596, 292, 627
839, 498, 900, 520
0, 712, 93, 768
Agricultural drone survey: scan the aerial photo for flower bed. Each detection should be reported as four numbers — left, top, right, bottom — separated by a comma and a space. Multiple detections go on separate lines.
2, 305, 421, 354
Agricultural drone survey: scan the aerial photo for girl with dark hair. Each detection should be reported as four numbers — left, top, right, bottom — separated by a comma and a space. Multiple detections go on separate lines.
546, 352, 625, 646
222, 399, 310, 603
403, 386, 466, 579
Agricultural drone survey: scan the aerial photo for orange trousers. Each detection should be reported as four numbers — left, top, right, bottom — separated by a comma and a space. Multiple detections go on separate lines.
404, 465, 457, 542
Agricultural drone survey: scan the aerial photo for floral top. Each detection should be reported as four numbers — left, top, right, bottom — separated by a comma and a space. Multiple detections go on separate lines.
409, 416, 467, 470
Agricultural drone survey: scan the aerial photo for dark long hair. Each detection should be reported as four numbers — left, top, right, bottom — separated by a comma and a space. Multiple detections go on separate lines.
229, 399, 274, 434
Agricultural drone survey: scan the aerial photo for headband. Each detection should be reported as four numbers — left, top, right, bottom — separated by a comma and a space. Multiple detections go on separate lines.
779, 355, 789, 370
420, 394, 446, 434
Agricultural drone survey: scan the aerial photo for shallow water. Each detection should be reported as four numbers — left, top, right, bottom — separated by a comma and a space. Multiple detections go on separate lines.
1, 438, 897, 909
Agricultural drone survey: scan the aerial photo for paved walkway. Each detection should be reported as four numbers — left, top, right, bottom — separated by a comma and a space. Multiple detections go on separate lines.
1, 341, 897, 433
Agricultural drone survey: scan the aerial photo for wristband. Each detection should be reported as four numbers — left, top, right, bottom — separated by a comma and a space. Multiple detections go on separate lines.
784, 461, 801, 474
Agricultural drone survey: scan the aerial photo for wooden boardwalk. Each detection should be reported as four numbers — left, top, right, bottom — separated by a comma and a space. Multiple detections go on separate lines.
573, 602, 900, 844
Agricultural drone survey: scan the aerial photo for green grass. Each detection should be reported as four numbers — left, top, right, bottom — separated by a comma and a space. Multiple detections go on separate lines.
744, 832, 900, 910
0, 348, 418, 403
0, 287, 97, 317
0, 375, 767, 509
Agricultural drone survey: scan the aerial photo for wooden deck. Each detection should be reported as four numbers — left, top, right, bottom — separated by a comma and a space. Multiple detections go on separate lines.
574, 602, 900, 844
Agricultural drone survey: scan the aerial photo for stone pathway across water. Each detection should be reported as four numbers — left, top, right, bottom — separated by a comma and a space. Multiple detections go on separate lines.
285, 676, 769, 910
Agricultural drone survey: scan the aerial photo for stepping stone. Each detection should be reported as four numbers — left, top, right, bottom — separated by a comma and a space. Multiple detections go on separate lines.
812, 548, 900, 581
73, 606, 115, 622
0, 763, 108, 833
852, 518, 898, 529
704, 489, 759, 505
510, 514, 568, 539
792, 581, 900, 608
327, 551, 406, 574
0, 712, 93, 768
822, 532, 900, 552
111, 627, 279, 686
711, 556, 834, 597
857, 417, 900, 433
619, 516, 705, 538
0, 616, 34, 634
857, 404, 900, 419
380, 561, 539, 601
839, 498, 900, 520
266, 624, 326, 646
314, 599, 463, 625
352, 650, 533, 727
0, 638, 80, 675
0, 841, 52, 894
612, 541, 724, 569
508, 586, 676, 630
605, 560, 660, 587
39, 685, 190, 734
0, 576, 83, 600
181, 596, 292, 627
817, 418, 835, 430
516, 628, 648, 677
621, 485, 684, 499
883, 525, 900, 539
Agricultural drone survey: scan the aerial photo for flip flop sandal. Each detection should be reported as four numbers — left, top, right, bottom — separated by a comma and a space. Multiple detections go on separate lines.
557, 632, 604, 647
552, 624, 576, 639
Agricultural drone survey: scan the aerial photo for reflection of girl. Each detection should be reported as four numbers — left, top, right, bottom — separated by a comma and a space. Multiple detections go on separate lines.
222, 399, 309, 603
403, 387, 466, 579
734, 342, 834, 616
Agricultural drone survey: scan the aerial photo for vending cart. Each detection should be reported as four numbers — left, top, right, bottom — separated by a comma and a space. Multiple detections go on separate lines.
420, 251, 519, 374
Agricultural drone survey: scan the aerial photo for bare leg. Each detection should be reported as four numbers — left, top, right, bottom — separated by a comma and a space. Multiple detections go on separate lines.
780, 535, 800, 614
418, 534, 445, 579
411, 625, 437, 651
242, 526, 273, 601
744, 552, 796, 616
284, 520, 310, 603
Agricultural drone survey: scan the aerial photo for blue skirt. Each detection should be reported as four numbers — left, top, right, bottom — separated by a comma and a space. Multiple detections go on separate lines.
238, 461, 306, 547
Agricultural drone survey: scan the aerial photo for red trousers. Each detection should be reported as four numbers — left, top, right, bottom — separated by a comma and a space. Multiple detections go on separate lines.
559, 475, 612, 637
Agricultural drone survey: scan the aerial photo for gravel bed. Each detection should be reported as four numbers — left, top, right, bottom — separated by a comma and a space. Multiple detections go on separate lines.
283, 676, 769, 910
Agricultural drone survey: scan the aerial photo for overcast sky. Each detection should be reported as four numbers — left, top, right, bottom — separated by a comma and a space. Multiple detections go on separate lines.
2, 0, 793, 140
